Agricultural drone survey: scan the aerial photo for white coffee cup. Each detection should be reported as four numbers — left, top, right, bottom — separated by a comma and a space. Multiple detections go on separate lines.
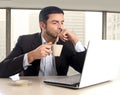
52, 44, 63, 56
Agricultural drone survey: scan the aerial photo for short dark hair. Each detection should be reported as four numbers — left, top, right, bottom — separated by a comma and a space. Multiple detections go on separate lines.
39, 6, 64, 23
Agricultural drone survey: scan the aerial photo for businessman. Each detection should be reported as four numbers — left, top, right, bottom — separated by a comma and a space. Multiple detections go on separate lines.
0, 6, 86, 78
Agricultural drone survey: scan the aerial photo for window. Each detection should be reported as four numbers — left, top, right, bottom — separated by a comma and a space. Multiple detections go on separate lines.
107, 13, 120, 40
64, 11, 102, 46
11, 10, 40, 50
0, 9, 6, 62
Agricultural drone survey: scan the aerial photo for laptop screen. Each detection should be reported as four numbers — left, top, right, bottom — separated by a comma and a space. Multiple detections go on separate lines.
79, 40, 120, 88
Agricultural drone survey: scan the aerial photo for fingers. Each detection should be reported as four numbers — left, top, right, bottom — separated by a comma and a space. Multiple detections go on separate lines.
31, 42, 53, 60
59, 29, 69, 42
41, 42, 52, 56
44, 46, 52, 55
59, 29, 79, 45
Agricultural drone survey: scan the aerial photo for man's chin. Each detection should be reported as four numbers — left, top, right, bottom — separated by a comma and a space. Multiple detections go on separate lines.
54, 34, 58, 38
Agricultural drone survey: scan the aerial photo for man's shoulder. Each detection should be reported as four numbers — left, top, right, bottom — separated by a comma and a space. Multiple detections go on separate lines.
17, 32, 41, 43
20, 32, 41, 38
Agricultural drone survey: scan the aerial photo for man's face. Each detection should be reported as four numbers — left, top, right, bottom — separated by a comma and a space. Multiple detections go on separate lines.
43, 13, 64, 39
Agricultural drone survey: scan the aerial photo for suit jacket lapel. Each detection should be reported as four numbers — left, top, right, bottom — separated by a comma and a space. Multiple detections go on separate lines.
55, 57, 61, 74
31, 33, 42, 50
31, 33, 42, 74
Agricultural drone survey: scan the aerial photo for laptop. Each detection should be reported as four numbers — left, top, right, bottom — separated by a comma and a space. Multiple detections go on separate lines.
44, 40, 120, 89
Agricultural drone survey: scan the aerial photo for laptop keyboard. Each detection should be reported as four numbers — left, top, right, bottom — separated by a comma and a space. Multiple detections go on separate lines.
46, 74, 81, 85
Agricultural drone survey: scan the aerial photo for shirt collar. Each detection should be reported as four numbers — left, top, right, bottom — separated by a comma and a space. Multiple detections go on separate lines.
41, 34, 47, 44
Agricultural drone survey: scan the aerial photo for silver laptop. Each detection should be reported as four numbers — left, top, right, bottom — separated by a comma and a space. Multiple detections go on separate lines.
44, 40, 120, 89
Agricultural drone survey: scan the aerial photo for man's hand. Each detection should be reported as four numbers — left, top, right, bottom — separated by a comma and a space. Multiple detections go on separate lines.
28, 42, 52, 64
59, 29, 79, 45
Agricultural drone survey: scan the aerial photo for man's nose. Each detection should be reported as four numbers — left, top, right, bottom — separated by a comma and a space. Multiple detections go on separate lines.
58, 23, 63, 28
58, 24, 63, 32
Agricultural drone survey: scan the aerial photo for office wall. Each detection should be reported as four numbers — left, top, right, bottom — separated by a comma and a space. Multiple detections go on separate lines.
0, 0, 120, 12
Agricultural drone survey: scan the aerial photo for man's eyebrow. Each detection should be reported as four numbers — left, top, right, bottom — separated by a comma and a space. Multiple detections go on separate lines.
51, 20, 60, 22
52, 20, 58, 22
51, 20, 64, 22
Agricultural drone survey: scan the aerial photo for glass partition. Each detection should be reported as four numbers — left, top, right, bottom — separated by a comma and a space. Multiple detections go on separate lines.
0, 9, 6, 62
107, 13, 120, 40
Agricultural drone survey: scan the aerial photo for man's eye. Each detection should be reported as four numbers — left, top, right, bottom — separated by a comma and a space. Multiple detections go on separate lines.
53, 22, 57, 24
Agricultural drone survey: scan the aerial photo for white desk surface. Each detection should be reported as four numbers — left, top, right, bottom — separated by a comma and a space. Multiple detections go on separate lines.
0, 76, 120, 95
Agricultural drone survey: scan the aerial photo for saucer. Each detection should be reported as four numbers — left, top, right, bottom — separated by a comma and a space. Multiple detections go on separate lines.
9, 80, 32, 86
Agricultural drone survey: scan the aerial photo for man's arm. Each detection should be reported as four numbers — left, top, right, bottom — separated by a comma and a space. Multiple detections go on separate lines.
0, 36, 27, 78
0, 55, 24, 78
59, 29, 87, 73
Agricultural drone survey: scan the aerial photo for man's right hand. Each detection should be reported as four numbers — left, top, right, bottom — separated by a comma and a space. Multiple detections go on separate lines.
28, 42, 52, 64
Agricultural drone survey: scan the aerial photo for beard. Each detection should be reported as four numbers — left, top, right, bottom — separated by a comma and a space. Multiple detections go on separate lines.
46, 30, 57, 39
45, 25, 57, 39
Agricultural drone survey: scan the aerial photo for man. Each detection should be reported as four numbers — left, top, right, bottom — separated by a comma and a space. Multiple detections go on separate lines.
0, 6, 86, 78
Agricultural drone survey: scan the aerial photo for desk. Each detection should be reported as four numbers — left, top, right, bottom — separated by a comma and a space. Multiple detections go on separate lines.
0, 77, 120, 95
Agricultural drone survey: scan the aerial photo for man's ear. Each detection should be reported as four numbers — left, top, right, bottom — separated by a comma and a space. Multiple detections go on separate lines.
39, 22, 46, 31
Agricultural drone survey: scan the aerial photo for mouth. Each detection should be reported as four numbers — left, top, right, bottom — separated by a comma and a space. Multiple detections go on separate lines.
56, 29, 62, 35
54, 29, 62, 38
58, 29, 62, 32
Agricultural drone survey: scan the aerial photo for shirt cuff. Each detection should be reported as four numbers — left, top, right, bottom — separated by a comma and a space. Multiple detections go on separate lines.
23, 53, 31, 70
74, 41, 85, 52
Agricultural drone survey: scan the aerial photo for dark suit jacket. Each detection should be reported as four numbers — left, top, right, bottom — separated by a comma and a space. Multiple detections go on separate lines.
0, 33, 86, 78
